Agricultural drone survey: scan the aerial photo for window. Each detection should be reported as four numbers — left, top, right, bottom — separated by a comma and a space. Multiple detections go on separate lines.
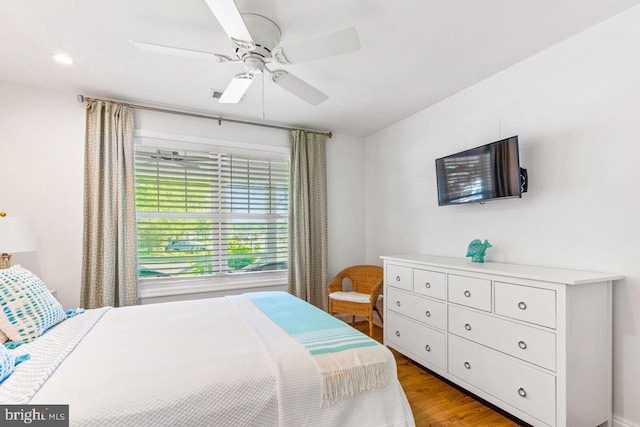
134, 144, 289, 281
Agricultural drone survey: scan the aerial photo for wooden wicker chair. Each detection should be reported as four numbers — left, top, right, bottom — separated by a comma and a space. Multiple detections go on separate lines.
327, 265, 384, 337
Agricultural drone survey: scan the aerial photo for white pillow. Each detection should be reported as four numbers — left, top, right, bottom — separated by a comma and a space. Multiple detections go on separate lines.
0, 266, 66, 343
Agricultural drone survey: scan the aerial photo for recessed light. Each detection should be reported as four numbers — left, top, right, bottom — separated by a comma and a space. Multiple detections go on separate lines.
53, 53, 73, 65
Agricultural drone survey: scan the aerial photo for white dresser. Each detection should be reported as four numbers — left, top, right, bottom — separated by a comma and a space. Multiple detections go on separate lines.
381, 254, 622, 427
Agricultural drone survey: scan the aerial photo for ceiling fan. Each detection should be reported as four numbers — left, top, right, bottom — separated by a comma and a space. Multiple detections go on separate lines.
142, 149, 207, 169
131, 0, 360, 106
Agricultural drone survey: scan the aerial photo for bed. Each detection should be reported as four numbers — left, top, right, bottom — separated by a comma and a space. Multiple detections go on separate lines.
0, 285, 415, 426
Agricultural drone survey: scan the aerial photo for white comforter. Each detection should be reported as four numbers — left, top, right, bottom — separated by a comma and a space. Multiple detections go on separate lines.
5, 295, 414, 427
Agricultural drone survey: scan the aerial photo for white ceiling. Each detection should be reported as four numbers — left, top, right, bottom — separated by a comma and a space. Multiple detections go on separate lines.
1, 0, 639, 137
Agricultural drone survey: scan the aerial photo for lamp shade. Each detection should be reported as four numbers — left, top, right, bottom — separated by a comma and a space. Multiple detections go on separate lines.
0, 217, 37, 253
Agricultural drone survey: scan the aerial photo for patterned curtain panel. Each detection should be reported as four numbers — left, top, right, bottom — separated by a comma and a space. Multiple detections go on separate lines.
81, 101, 138, 308
287, 130, 328, 310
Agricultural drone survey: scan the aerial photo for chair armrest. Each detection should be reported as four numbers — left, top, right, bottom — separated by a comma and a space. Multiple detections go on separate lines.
370, 280, 383, 304
327, 272, 347, 294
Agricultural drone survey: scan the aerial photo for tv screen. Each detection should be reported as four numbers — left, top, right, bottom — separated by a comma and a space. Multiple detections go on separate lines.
435, 136, 521, 206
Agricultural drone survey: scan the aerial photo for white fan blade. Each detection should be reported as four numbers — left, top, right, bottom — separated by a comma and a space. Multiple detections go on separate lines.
219, 73, 254, 103
272, 27, 360, 65
204, 0, 255, 51
130, 40, 236, 63
271, 70, 328, 106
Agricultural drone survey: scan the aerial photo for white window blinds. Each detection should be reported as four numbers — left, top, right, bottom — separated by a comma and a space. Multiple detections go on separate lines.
441, 152, 493, 199
135, 146, 288, 279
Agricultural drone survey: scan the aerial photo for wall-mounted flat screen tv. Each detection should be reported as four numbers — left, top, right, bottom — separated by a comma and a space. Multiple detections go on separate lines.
435, 136, 523, 206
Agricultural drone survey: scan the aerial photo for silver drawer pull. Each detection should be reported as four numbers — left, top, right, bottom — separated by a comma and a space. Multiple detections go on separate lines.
395, 330, 400, 337
464, 290, 471, 297
396, 300, 401, 307
425, 282, 431, 288
425, 310, 431, 317
464, 361, 471, 369
464, 323, 472, 331
425, 344, 431, 352
518, 340, 527, 350
518, 301, 527, 310
518, 387, 527, 398
396, 276, 401, 282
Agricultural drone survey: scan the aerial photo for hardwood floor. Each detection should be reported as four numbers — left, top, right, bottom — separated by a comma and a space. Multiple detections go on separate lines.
353, 321, 523, 427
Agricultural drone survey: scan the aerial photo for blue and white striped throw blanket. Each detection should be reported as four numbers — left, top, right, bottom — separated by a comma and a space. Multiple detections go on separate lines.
247, 292, 391, 404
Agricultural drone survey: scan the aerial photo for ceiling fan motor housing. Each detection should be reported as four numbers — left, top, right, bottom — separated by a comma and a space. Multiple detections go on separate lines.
234, 13, 281, 59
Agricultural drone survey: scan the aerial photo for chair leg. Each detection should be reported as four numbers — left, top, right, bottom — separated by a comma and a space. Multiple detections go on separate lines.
375, 306, 383, 323
352, 315, 356, 325
369, 316, 374, 337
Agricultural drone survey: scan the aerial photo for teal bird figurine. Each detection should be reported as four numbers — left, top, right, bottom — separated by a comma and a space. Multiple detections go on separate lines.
466, 239, 492, 263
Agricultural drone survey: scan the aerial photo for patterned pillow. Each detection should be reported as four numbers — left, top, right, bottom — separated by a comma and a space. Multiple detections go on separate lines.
0, 266, 66, 343
0, 330, 7, 344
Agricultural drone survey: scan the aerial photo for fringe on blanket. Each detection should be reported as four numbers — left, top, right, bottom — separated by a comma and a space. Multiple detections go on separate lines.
315, 347, 391, 405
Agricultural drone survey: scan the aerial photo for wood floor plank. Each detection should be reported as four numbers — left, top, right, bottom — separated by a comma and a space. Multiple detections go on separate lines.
353, 321, 524, 426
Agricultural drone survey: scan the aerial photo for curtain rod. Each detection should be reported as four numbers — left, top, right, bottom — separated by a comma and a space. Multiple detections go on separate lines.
76, 95, 332, 138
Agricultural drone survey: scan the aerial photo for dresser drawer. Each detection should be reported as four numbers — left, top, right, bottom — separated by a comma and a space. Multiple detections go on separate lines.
413, 268, 446, 300
387, 287, 446, 331
495, 282, 556, 329
448, 305, 556, 371
448, 275, 492, 312
448, 336, 556, 426
386, 264, 412, 291
386, 311, 446, 371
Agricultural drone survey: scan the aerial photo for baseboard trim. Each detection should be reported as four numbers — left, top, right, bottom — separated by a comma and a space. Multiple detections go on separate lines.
613, 415, 638, 427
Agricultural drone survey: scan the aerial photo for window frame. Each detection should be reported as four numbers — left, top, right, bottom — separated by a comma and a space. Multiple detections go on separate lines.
134, 130, 289, 299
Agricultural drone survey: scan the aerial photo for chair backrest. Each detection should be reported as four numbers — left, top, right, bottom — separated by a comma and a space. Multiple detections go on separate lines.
341, 265, 383, 294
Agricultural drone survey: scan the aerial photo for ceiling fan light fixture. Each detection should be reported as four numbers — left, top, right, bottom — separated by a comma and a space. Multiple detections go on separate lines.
243, 56, 265, 74
219, 73, 254, 103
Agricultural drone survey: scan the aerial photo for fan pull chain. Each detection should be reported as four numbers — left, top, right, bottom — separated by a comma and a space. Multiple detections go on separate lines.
261, 72, 265, 119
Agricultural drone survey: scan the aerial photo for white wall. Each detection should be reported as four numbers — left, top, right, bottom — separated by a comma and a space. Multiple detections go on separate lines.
327, 133, 366, 275
365, 5, 640, 425
0, 81, 367, 308
0, 82, 85, 310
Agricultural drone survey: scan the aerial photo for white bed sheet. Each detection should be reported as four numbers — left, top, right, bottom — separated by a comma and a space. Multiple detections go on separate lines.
26, 294, 414, 427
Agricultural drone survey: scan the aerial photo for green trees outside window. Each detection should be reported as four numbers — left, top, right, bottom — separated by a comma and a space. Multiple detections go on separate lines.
135, 147, 288, 279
